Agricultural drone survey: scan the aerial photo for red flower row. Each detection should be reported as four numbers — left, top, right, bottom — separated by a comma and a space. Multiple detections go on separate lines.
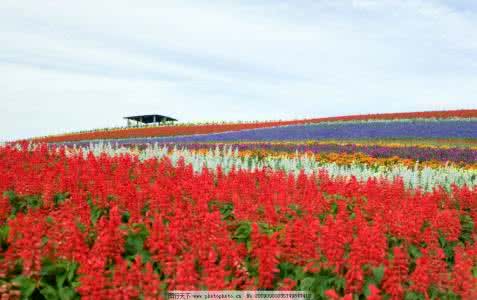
0, 144, 476, 299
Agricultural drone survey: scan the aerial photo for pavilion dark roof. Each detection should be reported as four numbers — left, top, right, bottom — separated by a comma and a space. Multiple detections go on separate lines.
124, 114, 177, 124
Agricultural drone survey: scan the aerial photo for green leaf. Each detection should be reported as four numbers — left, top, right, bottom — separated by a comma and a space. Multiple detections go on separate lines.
244, 256, 259, 278
258, 223, 282, 236
297, 268, 345, 300
40, 285, 59, 300
278, 262, 305, 281
75, 221, 86, 233
288, 203, 303, 217
330, 202, 338, 216
408, 244, 422, 259
25, 194, 42, 209
219, 203, 234, 220
124, 223, 150, 262
5, 190, 26, 216
38, 260, 80, 300
404, 291, 425, 300
53, 193, 70, 207
363, 265, 385, 297
121, 211, 131, 223
372, 265, 385, 283
299, 277, 315, 291
386, 234, 403, 251
233, 221, 252, 244
459, 214, 475, 245
438, 233, 457, 268
90, 206, 104, 224
41, 259, 57, 276
87, 198, 107, 225
0, 225, 9, 250
13, 275, 37, 299
141, 202, 150, 217
428, 285, 460, 300
58, 287, 77, 300
41, 236, 49, 247
4, 191, 43, 214
56, 271, 67, 289
66, 264, 77, 283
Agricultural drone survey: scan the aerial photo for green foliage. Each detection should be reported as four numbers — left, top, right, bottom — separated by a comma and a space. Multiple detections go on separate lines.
85, 230, 97, 249
438, 234, 458, 269
258, 223, 283, 236
208, 200, 235, 221
87, 198, 108, 225
121, 211, 131, 223
459, 214, 474, 245
123, 223, 151, 262
233, 221, 253, 252
277, 262, 346, 299
53, 193, 70, 207
13, 276, 36, 299
330, 201, 338, 216
296, 267, 345, 300
0, 225, 9, 251
12, 260, 80, 300
278, 262, 306, 281
219, 203, 235, 221
243, 255, 259, 279
428, 285, 460, 300
140, 203, 150, 218
386, 234, 404, 254
408, 244, 422, 259
277, 263, 381, 299
233, 221, 252, 244
279, 262, 384, 299
4, 191, 42, 216
408, 244, 423, 273
363, 265, 384, 297
286, 203, 303, 220
404, 291, 426, 300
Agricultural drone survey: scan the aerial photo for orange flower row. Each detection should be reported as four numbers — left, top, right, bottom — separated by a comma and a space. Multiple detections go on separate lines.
189, 148, 477, 170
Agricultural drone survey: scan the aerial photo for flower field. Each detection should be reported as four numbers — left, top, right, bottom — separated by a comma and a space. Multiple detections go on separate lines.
33, 109, 477, 144
2, 110, 477, 299
143, 142, 477, 164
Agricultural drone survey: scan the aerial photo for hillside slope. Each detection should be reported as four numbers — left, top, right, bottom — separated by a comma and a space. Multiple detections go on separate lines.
33, 109, 477, 143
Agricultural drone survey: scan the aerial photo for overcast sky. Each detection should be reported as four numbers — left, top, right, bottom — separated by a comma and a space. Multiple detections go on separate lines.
1, 0, 477, 140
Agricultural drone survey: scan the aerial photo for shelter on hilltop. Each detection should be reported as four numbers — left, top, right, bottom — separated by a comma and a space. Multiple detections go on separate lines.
124, 114, 178, 126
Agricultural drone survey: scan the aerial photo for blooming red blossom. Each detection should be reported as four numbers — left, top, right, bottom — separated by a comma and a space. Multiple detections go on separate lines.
0, 145, 476, 298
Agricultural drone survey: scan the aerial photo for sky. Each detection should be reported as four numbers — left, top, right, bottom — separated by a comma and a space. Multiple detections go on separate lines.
1, 0, 477, 141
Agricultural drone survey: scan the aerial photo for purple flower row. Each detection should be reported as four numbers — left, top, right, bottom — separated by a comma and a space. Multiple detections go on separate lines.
119, 120, 477, 143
